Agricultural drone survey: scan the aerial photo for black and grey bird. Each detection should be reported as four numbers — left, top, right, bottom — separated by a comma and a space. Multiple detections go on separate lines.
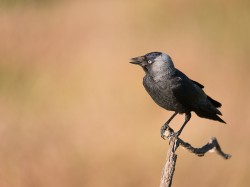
130, 52, 225, 138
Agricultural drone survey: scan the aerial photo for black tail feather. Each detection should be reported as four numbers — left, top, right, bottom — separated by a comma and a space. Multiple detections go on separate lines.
207, 96, 222, 108
195, 110, 226, 124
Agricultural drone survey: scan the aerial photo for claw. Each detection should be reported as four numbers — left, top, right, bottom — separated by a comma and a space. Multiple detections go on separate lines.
160, 112, 178, 140
160, 123, 168, 139
167, 131, 180, 139
161, 129, 166, 140
160, 121, 182, 140
161, 133, 166, 140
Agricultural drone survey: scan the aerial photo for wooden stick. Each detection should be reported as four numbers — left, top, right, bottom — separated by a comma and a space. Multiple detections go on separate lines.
159, 125, 231, 187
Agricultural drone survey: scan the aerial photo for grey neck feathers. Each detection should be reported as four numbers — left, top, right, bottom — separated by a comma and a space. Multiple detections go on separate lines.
149, 56, 175, 82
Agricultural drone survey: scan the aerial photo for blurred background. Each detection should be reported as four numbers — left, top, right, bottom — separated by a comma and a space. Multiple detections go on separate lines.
0, 0, 249, 186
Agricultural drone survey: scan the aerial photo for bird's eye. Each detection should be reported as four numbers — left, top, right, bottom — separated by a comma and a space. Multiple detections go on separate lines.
148, 60, 152, 64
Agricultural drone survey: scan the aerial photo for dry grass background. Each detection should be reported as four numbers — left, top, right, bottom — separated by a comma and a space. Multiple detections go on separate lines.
0, 0, 249, 186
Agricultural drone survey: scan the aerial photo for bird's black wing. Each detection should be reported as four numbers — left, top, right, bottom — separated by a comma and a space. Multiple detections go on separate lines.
191, 80, 204, 89
172, 70, 225, 123
171, 70, 206, 110
191, 79, 222, 108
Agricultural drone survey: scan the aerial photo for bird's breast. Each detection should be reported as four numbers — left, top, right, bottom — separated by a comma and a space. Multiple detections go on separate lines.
143, 75, 186, 113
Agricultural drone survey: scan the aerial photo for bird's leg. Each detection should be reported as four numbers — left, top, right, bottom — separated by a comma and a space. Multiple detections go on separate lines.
174, 112, 191, 137
161, 112, 178, 139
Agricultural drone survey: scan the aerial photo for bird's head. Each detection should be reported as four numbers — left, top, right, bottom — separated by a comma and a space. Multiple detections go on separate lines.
130, 52, 175, 76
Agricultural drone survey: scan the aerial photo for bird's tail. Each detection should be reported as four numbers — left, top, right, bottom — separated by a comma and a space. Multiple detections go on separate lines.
194, 95, 226, 123
195, 110, 226, 123
194, 101, 226, 124
207, 96, 222, 108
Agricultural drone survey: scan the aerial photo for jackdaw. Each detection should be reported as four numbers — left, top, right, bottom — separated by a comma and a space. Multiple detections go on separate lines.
130, 52, 225, 138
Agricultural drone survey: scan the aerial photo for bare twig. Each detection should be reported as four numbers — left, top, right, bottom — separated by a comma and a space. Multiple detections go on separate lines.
178, 137, 231, 159
159, 125, 231, 187
159, 137, 179, 187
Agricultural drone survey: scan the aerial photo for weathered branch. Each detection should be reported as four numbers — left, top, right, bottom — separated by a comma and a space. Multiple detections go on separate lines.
178, 136, 231, 159
159, 137, 179, 187
159, 125, 231, 187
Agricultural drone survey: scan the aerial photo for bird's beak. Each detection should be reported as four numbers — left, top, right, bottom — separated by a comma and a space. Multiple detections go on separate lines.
130, 56, 145, 65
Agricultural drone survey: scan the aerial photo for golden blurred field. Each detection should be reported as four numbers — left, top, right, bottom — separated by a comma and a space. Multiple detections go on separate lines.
0, 0, 249, 186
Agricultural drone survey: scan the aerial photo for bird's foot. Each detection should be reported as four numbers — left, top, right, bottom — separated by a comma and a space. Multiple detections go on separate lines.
167, 131, 180, 140
161, 123, 182, 140
160, 123, 169, 139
